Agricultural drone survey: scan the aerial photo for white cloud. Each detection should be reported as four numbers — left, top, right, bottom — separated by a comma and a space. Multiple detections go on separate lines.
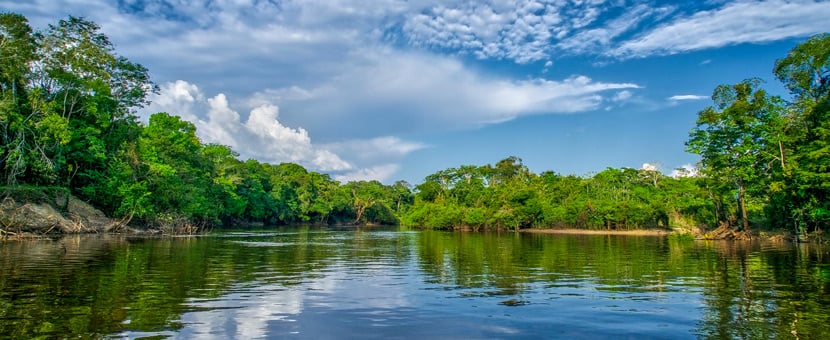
148, 80, 203, 121
146, 81, 352, 171
266, 49, 640, 136
556, 4, 673, 55
612, 90, 633, 102
201, 93, 241, 148
144, 80, 430, 181
143, 80, 352, 171
668, 95, 708, 101
243, 104, 352, 171
612, 0, 830, 58
671, 164, 699, 178
641, 163, 659, 171
335, 164, 401, 183
10, 0, 829, 73
323, 137, 427, 164
402, 0, 623, 63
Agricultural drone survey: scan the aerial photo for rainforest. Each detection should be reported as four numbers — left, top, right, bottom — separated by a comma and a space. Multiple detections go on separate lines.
0, 13, 828, 238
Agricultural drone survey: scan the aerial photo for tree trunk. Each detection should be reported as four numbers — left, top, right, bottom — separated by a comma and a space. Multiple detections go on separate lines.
779, 140, 786, 169
738, 182, 749, 232
354, 205, 365, 225
707, 187, 722, 227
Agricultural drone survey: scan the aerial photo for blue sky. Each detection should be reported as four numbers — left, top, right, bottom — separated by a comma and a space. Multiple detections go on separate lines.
3, 0, 829, 184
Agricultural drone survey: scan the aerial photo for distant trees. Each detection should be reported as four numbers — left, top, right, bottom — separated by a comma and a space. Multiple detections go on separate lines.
402, 157, 710, 230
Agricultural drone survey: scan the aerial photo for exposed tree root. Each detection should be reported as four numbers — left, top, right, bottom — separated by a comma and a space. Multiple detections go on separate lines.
701, 222, 751, 240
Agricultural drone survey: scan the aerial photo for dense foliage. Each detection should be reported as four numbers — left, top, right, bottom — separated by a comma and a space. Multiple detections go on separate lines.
0, 13, 407, 228
401, 157, 712, 230
687, 34, 830, 234
0, 13, 827, 233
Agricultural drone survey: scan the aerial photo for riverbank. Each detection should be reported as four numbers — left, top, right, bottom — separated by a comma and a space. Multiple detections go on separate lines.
0, 189, 125, 238
520, 228, 673, 236
522, 227, 827, 244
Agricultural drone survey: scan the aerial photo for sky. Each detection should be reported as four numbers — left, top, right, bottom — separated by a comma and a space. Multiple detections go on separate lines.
3, 0, 829, 184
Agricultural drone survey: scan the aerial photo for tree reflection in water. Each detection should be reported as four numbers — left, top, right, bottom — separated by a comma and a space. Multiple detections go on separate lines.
0, 229, 828, 339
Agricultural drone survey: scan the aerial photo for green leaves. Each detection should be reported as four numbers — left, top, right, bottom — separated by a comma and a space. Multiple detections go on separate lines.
685, 34, 830, 232
686, 79, 786, 230
0, 13, 36, 91
774, 33, 830, 103
0, 12, 155, 199
403, 158, 703, 230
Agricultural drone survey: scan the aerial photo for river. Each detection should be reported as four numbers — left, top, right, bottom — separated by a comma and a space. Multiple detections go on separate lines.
1, 227, 828, 339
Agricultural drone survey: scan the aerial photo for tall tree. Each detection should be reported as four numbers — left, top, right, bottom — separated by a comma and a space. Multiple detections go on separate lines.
773, 33, 830, 230
0, 13, 53, 185
687, 79, 784, 231
36, 17, 154, 194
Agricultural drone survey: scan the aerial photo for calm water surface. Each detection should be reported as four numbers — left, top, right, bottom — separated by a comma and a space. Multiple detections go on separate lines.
1, 227, 829, 339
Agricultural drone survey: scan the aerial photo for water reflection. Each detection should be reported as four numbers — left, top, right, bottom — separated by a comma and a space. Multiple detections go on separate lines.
693, 240, 830, 339
0, 229, 828, 339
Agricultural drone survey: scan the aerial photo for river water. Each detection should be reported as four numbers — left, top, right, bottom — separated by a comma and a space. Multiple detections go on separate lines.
1, 227, 828, 339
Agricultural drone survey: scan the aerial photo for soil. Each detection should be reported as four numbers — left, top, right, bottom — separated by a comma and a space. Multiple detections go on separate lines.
520, 228, 672, 236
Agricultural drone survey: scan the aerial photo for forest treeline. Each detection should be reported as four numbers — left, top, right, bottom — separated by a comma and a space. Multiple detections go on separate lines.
0, 13, 827, 233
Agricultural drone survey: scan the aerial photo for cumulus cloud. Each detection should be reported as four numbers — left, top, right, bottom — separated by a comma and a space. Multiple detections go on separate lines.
641, 163, 659, 171
671, 164, 699, 178
143, 81, 425, 181
145, 81, 352, 171
245, 105, 353, 171
612, 0, 830, 58
143, 80, 432, 181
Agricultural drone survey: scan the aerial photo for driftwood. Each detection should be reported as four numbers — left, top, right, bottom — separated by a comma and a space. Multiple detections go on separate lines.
702, 222, 751, 240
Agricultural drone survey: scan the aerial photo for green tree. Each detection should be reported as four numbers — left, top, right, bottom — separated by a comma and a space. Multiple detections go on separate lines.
130, 113, 217, 223
235, 159, 275, 222
774, 33, 830, 103
0, 13, 154, 209
390, 180, 414, 213
35, 17, 154, 194
202, 144, 246, 222
687, 79, 784, 231
772, 33, 830, 231
342, 180, 386, 224
0, 13, 59, 185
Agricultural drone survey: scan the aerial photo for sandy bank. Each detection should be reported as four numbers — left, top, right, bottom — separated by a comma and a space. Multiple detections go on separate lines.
520, 228, 672, 236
